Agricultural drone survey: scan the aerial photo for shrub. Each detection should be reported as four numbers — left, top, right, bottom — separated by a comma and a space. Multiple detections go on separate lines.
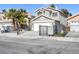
54, 32, 66, 37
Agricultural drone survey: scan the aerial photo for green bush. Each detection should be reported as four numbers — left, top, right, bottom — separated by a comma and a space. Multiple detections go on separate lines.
54, 32, 66, 37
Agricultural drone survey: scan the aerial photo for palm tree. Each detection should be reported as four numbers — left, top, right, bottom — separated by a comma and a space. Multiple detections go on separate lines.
60, 9, 72, 17
49, 4, 55, 8
69, 13, 72, 16
2, 9, 7, 19
4, 8, 17, 30
4, 8, 28, 35
16, 9, 27, 29
18, 8, 26, 13
2, 9, 6, 13
15, 9, 27, 34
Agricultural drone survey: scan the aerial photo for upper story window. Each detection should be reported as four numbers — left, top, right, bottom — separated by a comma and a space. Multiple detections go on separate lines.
72, 22, 73, 23
49, 11, 52, 17
37, 11, 42, 15
43, 11, 45, 15
52, 12, 57, 17
71, 21, 77, 23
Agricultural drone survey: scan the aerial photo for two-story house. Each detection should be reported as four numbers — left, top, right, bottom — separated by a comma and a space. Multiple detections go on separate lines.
31, 6, 67, 35
67, 13, 79, 32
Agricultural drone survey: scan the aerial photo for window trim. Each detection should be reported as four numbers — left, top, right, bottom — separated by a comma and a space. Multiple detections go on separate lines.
52, 12, 57, 17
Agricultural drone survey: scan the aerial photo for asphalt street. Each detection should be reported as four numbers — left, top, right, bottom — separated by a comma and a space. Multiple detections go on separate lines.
0, 36, 79, 54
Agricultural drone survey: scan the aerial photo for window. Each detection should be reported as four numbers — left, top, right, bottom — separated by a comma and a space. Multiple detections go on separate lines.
72, 22, 73, 23
71, 21, 77, 23
74, 21, 76, 23
49, 11, 52, 17
37, 11, 42, 15
43, 11, 45, 15
52, 12, 57, 17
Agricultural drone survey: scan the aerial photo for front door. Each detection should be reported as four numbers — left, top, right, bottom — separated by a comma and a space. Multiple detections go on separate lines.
39, 26, 48, 36
55, 25, 58, 34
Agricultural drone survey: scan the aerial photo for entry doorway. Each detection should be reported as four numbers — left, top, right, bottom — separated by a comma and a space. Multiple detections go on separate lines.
39, 26, 48, 36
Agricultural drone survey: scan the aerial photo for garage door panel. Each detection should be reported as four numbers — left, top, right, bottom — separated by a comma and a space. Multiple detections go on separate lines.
70, 25, 79, 32
33, 24, 39, 31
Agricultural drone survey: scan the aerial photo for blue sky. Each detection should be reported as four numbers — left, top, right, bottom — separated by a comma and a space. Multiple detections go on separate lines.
0, 4, 79, 15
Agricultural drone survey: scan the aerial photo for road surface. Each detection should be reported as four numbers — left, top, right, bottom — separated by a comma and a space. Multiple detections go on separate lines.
0, 36, 79, 54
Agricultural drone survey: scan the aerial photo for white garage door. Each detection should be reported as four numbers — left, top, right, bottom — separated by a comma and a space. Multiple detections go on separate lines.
70, 25, 79, 32
33, 23, 39, 31
0, 25, 2, 28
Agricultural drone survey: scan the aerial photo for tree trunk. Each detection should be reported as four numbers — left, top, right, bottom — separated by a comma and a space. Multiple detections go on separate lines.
12, 18, 16, 31
16, 19, 21, 35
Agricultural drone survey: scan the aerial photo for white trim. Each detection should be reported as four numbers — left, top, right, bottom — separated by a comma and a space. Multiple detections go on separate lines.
31, 15, 55, 22
67, 13, 79, 19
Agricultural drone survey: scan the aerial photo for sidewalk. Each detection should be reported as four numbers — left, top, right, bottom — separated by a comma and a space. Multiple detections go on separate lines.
0, 32, 79, 42
0, 32, 50, 39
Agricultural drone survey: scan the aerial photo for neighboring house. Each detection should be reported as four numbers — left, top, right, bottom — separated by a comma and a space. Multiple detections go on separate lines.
31, 6, 67, 35
0, 20, 13, 32
0, 12, 13, 32
27, 13, 35, 30
67, 14, 79, 32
